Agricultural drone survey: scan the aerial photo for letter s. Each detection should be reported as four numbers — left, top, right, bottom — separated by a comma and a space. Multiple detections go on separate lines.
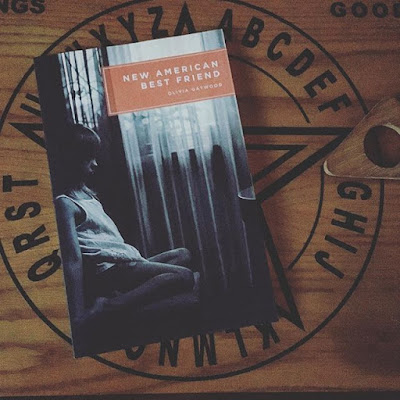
30, 0, 45, 14
5, 202, 41, 221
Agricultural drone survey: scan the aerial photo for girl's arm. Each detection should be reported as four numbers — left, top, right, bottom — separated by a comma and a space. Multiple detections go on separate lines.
80, 245, 146, 264
54, 197, 86, 325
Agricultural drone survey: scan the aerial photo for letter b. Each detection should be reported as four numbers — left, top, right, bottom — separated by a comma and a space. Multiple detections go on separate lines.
241, 17, 264, 48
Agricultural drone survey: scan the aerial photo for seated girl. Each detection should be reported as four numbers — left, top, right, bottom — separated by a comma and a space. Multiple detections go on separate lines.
54, 123, 196, 326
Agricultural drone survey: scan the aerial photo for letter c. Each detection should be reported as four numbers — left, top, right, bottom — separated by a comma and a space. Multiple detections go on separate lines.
267, 32, 291, 61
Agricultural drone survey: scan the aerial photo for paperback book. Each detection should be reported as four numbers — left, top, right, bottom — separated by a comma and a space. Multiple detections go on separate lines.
35, 29, 277, 357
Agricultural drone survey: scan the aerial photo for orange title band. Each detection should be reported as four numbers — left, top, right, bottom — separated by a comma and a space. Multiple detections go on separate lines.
102, 48, 235, 115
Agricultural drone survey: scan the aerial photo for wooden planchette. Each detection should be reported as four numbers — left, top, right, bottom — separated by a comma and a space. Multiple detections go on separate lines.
324, 96, 400, 180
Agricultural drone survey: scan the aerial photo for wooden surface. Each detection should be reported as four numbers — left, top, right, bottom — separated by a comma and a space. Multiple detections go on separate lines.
0, 0, 399, 396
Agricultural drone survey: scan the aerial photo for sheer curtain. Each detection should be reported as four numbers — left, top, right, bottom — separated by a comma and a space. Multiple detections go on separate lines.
58, 49, 104, 130
106, 32, 256, 295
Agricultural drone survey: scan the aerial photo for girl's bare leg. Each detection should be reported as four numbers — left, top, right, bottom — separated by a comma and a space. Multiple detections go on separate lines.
93, 260, 195, 313
147, 248, 191, 267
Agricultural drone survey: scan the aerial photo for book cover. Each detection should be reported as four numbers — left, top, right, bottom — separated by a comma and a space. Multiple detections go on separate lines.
34, 29, 277, 358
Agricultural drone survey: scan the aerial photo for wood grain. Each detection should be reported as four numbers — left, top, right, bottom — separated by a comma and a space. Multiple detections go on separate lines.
0, 0, 399, 396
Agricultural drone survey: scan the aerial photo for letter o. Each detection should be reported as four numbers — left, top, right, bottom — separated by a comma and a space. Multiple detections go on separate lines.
352, 2, 368, 17
372, 3, 389, 18
331, 2, 347, 17
125, 346, 146, 360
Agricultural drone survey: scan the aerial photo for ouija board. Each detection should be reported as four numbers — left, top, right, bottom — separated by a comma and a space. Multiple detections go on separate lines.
0, 0, 399, 396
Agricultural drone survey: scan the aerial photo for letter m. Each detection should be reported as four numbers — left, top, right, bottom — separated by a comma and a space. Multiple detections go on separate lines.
192, 334, 217, 367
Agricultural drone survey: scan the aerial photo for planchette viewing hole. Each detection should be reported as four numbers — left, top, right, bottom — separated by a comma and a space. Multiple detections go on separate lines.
364, 124, 400, 168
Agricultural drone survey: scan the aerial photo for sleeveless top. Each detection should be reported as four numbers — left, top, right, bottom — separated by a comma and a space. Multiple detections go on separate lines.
55, 194, 145, 274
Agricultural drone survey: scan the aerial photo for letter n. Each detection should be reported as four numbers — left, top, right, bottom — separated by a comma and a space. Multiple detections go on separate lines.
255, 323, 280, 349
193, 334, 217, 367
159, 339, 180, 367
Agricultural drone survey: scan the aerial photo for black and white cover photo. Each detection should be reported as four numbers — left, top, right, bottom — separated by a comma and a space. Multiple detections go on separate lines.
35, 30, 277, 357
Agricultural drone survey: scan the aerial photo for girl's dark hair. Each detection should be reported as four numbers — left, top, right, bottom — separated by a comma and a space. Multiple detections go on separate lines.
63, 123, 101, 161
57, 123, 102, 197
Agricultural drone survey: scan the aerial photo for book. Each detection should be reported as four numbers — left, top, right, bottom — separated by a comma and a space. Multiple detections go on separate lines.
34, 29, 277, 358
